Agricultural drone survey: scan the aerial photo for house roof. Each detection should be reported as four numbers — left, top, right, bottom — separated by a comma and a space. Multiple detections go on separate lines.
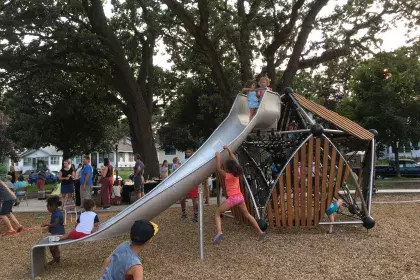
118, 138, 133, 152
292, 93, 374, 141
20, 146, 63, 157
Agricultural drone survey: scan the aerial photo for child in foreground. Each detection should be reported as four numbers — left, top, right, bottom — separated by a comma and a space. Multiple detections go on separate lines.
100, 220, 159, 280
0, 180, 24, 235
53, 199, 99, 241
325, 198, 343, 234
242, 79, 259, 120
42, 196, 65, 264
213, 146, 265, 245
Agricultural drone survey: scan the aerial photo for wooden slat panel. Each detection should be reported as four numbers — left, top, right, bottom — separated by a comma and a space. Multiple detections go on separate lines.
279, 176, 286, 226
320, 139, 329, 216
307, 138, 314, 226
272, 183, 281, 227
334, 156, 345, 198
342, 165, 351, 185
267, 198, 274, 228
286, 165, 293, 227
327, 148, 337, 205
300, 143, 307, 226
293, 153, 300, 226
293, 93, 373, 141
314, 138, 321, 225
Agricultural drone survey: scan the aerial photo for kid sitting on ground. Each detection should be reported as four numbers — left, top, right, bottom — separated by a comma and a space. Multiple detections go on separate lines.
42, 196, 65, 264
325, 198, 343, 234
242, 80, 259, 121
100, 220, 159, 280
54, 199, 99, 241
0, 180, 24, 236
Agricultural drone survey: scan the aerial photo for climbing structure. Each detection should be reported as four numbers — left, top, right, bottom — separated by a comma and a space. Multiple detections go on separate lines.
218, 88, 376, 229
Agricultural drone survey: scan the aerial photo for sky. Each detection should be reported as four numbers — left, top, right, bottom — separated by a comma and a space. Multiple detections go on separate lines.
103, 1, 419, 71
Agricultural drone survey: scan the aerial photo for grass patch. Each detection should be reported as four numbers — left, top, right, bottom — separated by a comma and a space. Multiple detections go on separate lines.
116, 169, 132, 180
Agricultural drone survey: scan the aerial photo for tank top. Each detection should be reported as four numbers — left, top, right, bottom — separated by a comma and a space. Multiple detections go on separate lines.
225, 173, 241, 197
60, 167, 74, 185
100, 242, 142, 280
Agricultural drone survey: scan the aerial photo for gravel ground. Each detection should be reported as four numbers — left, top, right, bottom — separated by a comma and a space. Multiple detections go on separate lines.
1, 199, 420, 280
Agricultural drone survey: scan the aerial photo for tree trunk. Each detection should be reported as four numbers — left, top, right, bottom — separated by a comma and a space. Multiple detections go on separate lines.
393, 142, 401, 177
237, 28, 253, 84
266, 54, 276, 90
126, 99, 160, 178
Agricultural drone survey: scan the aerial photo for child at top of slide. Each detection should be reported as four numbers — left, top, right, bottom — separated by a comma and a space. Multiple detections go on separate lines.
53, 199, 99, 241
242, 80, 259, 121
326, 198, 343, 234
213, 146, 265, 245
257, 76, 272, 101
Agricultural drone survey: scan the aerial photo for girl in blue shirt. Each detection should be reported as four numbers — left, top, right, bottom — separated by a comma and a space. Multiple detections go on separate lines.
42, 196, 64, 265
243, 80, 259, 121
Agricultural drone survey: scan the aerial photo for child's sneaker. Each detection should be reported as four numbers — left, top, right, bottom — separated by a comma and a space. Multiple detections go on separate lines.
191, 215, 198, 223
180, 214, 187, 220
258, 232, 266, 241
212, 233, 224, 245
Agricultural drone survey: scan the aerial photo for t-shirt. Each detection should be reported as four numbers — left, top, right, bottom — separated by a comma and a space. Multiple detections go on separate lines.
37, 168, 47, 181
160, 166, 168, 179
133, 161, 144, 183
76, 166, 83, 180
172, 163, 180, 173
0, 182, 15, 201
14, 181, 28, 191
100, 241, 142, 280
80, 164, 93, 186
49, 209, 65, 235
76, 211, 99, 234
60, 167, 74, 185
225, 173, 241, 197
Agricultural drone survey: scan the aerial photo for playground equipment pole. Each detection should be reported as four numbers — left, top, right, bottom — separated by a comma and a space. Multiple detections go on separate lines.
242, 174, 261, 220
368, 138, 375, 216
198, 184, 204, 260
319, 220, 363, 225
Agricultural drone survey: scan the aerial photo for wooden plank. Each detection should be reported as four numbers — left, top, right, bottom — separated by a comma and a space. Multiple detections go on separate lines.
266, 198, 274, 228
334, 156, 345, 197
293, 153, 300, 226
307, 138, 314, 226
300, 143, 307, 226
334, 156, 345, 198
286, 165, 293, 227
314, 138, 321, 225
279, 176, 286, 226
327, 148, 337, 205
272, 182, 281, 227
320, 139, 329, 217
293, 93, 373, 140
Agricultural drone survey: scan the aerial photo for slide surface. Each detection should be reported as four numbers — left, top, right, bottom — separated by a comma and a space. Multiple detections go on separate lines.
30, 91, 281, 278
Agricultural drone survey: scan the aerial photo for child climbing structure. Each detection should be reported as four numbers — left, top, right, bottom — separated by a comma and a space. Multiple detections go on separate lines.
219, 88, 376, 230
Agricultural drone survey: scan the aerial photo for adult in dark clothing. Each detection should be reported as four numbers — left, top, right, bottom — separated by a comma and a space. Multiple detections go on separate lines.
58, 159, 76, 206
7, 166, 16, 184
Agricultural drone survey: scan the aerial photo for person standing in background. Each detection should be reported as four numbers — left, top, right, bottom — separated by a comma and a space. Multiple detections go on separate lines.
80, 156, 93, 206
74, 163, 83, 207
133, 154, 145, 201
7, 166, 16, 184
36, 161, 47, 192
100, 158, 113, 210
172, 157, 181, 173
180, 149, 199, 222
160, 160, 169, 180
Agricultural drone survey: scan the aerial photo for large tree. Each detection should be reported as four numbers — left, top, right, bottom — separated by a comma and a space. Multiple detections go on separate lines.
0, 0, 165, 176
338, 46, 420, 177
162, 0, 419, 93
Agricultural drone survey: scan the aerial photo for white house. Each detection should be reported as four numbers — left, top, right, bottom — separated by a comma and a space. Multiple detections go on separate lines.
7, 138, 186, 173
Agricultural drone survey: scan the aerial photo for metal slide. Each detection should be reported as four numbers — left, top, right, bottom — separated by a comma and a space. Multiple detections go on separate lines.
30, 91, 281, 278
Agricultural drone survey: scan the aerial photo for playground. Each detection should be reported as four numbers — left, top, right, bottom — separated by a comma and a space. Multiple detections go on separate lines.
1, 193, 420, 280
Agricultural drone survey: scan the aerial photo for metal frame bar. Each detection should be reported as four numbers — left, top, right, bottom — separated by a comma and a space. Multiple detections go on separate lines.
240, 147, 270, 187
287, 92, 315, 126
319, 220, 363, 225
242, 174, 261, 219
277, 129, 311, 135
368, 138, 375, 216
198, 185, 204, 260
323, 129, 347, 135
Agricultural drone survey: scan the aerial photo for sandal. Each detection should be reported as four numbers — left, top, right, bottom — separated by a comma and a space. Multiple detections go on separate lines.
212, 233, 224, 245
16, 226, 24, 233
3, 230, 17, 236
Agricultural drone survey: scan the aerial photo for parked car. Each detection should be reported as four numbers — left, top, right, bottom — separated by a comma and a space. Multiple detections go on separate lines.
27, 170, 58, 185
353, 159, 420, 179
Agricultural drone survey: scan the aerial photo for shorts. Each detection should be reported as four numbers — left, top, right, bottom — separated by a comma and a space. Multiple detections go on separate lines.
226, 194, 245, 207
326, 202, 338, 216
0, 200, 14, 215
80, 185, 92, 201
134, 181, 144, 194
36, 179, 46, 189
68, 230, 89, 239
61, 183, 75, 194
186, 186, 199, 198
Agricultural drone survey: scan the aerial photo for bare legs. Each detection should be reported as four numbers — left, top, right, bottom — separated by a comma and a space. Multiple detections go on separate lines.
249, 108, 257, 121
180, 197, 198, 221
213, 201, 264, 244
328, 213, 334, 233
1, 213, 23, 234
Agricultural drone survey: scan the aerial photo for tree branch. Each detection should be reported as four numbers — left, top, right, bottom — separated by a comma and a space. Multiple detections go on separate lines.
298, 47, 351, 69
197, 0, 209, 33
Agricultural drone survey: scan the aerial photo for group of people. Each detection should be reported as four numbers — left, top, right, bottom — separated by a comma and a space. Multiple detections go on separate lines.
243, 76, 272, 120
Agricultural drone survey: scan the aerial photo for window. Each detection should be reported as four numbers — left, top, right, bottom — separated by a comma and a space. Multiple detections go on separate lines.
405, 163, 416, 168
51, 156, 59, 165
119, 152, 125, 162
38, 157, 48, 164
128, 153, 134, 161
164, 148, 176, 156
23, 158, 32, 166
